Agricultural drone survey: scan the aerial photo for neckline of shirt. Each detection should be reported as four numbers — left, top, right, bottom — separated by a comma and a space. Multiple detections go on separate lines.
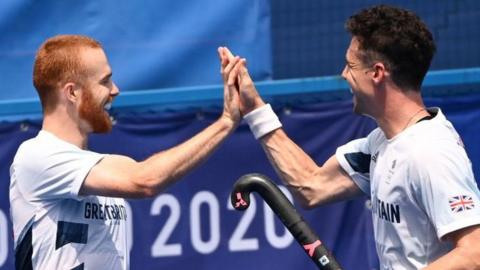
386, 107, 441, 143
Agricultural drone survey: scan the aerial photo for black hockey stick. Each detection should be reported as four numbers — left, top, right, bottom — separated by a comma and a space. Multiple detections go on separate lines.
230, 173, 342, 270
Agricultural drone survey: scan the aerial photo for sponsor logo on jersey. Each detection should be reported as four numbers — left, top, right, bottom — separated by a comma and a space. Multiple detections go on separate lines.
449, 195, 475, 213
372, 197, 401, 223
385, 159, 397, 185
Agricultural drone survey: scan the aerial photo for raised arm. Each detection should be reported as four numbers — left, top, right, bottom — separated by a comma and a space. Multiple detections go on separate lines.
229, 49, 362, 207
260, 129, 362, 208
80, 49, 244, 198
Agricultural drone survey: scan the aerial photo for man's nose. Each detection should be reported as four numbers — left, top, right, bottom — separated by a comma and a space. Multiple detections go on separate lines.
111, 82, 120, 96
341, 65, 348, 80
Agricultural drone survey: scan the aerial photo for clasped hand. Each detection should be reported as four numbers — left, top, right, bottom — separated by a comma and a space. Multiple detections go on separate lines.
218, 46, 266, 125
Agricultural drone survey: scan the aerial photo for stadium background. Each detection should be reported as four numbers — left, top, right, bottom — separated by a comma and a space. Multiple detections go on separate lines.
0, 0, 479, 269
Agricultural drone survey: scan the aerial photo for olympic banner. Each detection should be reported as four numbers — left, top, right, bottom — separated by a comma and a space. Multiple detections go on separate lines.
2, 93, 480, 269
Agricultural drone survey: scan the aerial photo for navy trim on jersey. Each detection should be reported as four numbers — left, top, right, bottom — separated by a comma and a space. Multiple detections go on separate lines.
71, 263, 84, 270
344, 152, 371, 174
56, 221, 89, 249
15, 225, 33, 270
417, 114, 435, 123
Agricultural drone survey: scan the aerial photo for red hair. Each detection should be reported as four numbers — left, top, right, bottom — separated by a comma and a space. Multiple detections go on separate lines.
33, 35, 102, 113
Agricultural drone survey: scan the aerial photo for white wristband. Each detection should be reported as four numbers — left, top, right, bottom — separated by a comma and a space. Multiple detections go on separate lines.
244, 104, 282, 139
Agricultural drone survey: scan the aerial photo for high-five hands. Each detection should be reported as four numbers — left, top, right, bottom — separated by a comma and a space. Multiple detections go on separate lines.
218, 46, 244, 128
218, 47, 266, 116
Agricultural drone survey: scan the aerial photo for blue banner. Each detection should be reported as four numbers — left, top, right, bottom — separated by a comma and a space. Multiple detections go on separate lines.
2, 92, 480, 269
0, 0, 271, 100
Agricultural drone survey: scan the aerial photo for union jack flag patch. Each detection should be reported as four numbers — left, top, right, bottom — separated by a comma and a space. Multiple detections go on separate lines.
449, 195, 475, 213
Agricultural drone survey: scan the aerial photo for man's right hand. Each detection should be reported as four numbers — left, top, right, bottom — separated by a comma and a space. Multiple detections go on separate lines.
236, 59, 266, 115
218, 47, 266, 116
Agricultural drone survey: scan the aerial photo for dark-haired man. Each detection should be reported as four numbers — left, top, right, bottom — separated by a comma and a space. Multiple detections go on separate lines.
223, 5, 480, 269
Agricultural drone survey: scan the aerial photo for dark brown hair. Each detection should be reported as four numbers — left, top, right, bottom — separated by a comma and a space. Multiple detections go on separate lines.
345, 5, 436, 91
33, 35, 102, 113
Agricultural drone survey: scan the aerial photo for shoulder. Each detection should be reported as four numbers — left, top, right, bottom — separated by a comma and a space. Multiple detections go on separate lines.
406, 110, 472, 180
15, 131, 59, 158
366, 127, 385, 146
13, 134, 46, 167
11, 135, 50, 186
408, 138, 466, 175
12, 131, 89, 174
410, 108, 465, 159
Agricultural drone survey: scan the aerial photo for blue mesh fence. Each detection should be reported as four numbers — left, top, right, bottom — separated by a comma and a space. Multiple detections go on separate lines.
271, 0, 480, 79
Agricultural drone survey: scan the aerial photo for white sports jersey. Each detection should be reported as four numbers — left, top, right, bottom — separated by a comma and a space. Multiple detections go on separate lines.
9, 130, 129, 270
336, 108, 480, 269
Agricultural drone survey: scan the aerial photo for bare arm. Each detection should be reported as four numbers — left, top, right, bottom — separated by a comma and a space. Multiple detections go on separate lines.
260, 128, 362, 208
423, 225, 480, 269
81, 116, 236, 198
80, 49, 244, 198
218, 46, 362, 208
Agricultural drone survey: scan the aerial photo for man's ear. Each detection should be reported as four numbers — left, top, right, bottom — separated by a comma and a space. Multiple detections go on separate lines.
372, 62, 389, 84
62, 82, 80, 103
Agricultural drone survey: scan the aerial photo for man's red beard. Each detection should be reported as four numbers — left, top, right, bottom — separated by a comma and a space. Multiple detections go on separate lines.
79, 89, 112, 133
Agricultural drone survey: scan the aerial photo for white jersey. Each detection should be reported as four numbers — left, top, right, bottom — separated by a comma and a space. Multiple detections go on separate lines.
9, 130, 129, 270
336, 108, 480, 269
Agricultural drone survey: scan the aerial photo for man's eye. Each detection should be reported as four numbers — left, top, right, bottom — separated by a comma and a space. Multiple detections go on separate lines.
101, 78, 111, 85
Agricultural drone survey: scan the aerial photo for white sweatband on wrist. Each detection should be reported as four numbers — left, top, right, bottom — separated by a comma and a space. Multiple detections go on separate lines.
243, 104, 282, 139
